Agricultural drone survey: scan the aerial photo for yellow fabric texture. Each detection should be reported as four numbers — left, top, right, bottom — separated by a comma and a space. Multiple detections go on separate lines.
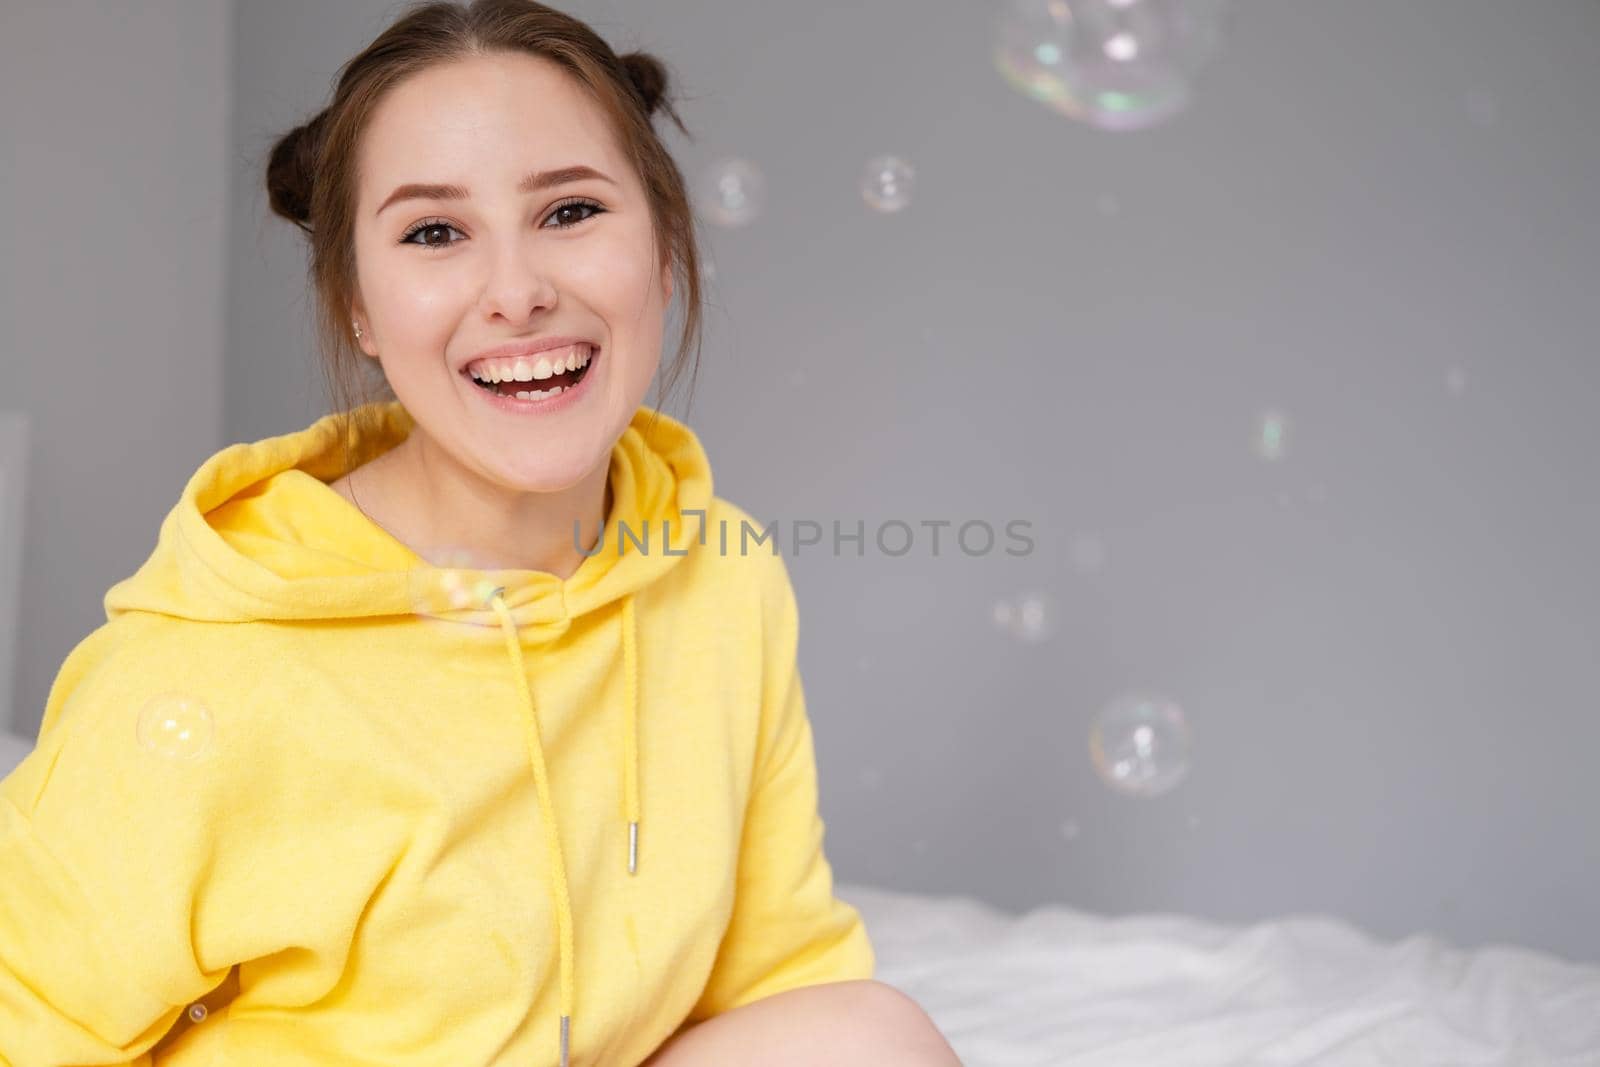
0, 400, 873, 1066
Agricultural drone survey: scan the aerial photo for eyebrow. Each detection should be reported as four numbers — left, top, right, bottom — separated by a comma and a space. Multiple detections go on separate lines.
375, 164, 616, 217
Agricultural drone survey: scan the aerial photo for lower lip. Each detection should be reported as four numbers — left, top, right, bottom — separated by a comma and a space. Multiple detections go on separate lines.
461, 346, 600, 414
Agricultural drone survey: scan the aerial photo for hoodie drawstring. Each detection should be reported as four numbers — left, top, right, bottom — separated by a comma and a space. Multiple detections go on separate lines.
488, 589, 641, 1067
621, 594, 641, 876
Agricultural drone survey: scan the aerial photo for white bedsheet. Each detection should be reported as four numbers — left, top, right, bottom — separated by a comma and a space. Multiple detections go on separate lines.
836, 882, 1600, 1067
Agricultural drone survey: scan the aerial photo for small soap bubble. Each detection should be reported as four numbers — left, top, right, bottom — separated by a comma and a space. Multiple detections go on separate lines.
1014, 593, 1055, 640
407, 544, 512, 624
991, 590, 1058, 643
861, 155, 917, 213
1089, 691, 1193, 797
701, 157, 765, 227
187, 1003, 209, 1023
1254, 409, 1290, 462
136, 694, 215, 761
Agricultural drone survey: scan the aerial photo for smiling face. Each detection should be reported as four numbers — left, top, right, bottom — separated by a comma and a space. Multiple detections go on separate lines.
349, 50, 672, 494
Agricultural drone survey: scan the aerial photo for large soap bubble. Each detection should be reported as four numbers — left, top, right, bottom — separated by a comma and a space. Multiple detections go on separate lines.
994, 0, 1229, 131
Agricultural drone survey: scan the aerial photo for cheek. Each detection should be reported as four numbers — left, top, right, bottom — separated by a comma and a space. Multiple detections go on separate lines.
404, 287, 461, 324
569, 227, 663, 309
362, 256, 464, 338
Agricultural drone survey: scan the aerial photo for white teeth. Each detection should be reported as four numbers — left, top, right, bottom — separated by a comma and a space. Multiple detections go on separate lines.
512, 386, 563, 400
468, 343, 593, 383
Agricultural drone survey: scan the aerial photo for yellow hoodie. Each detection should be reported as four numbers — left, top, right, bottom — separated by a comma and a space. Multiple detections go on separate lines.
0, 400, 873, 1066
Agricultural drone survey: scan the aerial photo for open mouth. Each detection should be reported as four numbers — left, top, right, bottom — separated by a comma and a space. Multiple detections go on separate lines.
463, 344, 598, 401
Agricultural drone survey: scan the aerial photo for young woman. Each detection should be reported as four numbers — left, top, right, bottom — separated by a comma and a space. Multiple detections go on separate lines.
0, 1, 960, 1064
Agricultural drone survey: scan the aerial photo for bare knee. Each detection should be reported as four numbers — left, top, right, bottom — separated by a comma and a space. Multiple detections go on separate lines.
857, 981, 963, 1065
642, 979, 961, 1067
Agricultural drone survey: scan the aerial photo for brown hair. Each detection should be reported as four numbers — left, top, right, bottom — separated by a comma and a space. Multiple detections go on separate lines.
264, 0, 703, 447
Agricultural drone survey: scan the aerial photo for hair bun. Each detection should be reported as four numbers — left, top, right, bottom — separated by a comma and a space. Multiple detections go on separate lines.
266, 108, 330, 230
620, 51, 668, 116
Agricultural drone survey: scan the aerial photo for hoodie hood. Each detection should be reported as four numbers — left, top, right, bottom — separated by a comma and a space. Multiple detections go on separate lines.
105, 399, 712, 634
102, 398, 711, 1066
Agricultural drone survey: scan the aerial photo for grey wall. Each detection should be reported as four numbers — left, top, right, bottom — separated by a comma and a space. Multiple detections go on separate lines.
593, 0, 1600, 963
2, 1, 229, 735
11, 0, 1597, 967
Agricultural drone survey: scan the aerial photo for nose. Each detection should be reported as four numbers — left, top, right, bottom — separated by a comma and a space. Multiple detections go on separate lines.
477, 238, 559, 326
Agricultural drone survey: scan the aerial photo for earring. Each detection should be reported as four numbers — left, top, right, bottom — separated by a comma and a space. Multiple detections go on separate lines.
352, 320, 364, 340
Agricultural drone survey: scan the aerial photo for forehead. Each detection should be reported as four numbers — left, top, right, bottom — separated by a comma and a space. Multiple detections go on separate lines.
357, 51, 628, 201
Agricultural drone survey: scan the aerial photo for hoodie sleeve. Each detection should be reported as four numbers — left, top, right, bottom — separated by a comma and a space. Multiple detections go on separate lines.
0, 623, 334, 1066
681, 551, 875, 1019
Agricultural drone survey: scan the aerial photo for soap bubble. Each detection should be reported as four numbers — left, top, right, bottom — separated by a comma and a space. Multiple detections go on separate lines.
700, 157, 765, 227
992, 589, 1057, 643
993, 0, 1229, 131
408, 544, 512, 625
1253, 408, 1290, 461
136, 693, 215, 760
861, 154, 916, 213
1089, 692, 1192, 796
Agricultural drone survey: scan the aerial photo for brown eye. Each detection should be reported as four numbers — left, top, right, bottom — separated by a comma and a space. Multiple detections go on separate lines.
399, 219, 464, 250
545, 199, 606, 229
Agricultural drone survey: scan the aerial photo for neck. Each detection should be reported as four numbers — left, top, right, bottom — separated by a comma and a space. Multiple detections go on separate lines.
354, 429, 612, 581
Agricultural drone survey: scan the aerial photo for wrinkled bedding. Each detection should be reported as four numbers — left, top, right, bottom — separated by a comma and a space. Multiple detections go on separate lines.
837, 881, 1600, 1066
